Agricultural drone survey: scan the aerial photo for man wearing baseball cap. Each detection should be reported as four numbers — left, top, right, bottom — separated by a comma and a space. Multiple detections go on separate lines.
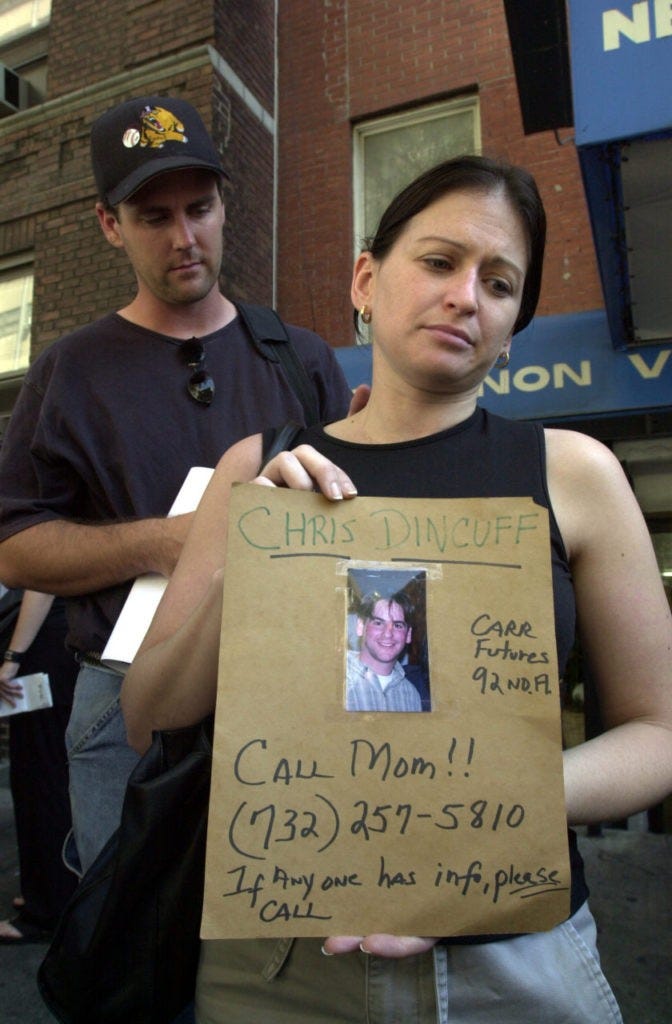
90, 96, 230, 207
0, 94, 355, 885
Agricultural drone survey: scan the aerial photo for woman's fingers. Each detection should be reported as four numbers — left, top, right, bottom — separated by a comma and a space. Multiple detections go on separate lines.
0, 679, 23, 707
321, 936, 363, 956
359, 935, 437, 958
254, 445, 357, 501
322, 934, 437, 958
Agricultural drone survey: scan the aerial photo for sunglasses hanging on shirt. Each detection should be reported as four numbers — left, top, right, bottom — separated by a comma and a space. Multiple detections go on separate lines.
180, 339, 215, 406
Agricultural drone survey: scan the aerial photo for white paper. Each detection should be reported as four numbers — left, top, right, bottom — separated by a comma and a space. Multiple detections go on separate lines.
101, 466, 214, 673
0, 672, 52, 717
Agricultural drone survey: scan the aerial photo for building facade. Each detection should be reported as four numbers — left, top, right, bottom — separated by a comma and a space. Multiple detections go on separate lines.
0, 0, 670, 583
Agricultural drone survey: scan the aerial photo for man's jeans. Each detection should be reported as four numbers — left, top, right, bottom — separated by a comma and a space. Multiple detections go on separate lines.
64, 662, 141, 875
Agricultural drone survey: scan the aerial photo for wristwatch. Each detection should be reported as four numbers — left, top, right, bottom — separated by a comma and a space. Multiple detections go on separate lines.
3, 650, 22, 664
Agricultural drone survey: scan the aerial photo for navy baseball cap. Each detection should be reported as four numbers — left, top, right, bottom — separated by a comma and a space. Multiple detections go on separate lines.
91, 95, 229, 206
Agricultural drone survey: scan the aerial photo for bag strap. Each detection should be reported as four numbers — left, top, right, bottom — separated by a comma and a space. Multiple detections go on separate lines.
235, 301, 319, 427
260, 422, 305, 467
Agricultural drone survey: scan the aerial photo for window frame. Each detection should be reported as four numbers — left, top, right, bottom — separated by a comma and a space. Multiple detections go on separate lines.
352, 94, 481, 258
0, 0, 50, 46
0, 253, 34, 378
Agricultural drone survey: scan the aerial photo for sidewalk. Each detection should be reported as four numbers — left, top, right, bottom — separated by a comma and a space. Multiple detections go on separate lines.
1, 760, 670, 1023
0, 764, 53, 1023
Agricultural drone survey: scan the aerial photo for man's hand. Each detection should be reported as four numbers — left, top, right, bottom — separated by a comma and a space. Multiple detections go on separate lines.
253, 445, 357, 502
348, 384, 371, 417
322, 935, 438, 958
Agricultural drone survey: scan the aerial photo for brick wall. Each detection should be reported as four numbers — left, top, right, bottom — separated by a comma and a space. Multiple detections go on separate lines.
0, 0, 276, 359
1, 0, 603, 364
47, 0, 215, 98
213, 0, 276, 306
215, 0, 275, 114
276, 0, 603, 347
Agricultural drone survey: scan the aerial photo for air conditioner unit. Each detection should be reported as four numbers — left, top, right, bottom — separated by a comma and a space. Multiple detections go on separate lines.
0, 62, 30, 115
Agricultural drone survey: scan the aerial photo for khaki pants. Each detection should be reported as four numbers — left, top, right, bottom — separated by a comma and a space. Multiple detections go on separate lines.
196, 901, 622, 1024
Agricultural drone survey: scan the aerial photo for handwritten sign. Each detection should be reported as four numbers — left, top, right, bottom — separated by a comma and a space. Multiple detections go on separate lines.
201, 485, 570, 939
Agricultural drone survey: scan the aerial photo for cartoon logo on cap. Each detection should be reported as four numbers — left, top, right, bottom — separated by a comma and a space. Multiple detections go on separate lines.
122, 105, 188, 150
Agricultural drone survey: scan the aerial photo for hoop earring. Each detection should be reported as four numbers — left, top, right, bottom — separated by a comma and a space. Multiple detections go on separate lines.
360, 306, 372, 325
496, 350, 510, 368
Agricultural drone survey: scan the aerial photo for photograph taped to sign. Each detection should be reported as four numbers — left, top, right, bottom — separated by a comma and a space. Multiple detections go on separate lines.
202, 484, 570, 940
345, 566, 430, 713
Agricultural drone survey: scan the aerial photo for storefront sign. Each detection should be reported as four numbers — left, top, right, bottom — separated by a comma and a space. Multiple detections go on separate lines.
335, 311, 672, 421
567, 0, 672, 144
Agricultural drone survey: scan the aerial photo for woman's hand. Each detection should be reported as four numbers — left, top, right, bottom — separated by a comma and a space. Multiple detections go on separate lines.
322, 934, 438, 957
0, 661, 23, 708
254, 445, 357, 502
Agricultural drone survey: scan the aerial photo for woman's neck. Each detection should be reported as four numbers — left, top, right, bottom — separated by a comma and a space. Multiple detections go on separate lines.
327, 384, 478, 444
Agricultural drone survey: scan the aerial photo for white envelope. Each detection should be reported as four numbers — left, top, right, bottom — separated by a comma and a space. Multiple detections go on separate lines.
101, 466, 214, 673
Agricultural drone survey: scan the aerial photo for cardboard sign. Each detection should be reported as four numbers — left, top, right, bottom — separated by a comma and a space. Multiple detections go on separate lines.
201, 484, 570, 939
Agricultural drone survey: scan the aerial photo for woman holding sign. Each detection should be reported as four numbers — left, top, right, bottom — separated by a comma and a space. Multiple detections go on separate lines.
123, 156, 672, 1023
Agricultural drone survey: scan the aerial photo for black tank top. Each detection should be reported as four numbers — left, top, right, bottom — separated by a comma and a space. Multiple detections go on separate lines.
291, 406, 587, 921
295, 407, 575, 678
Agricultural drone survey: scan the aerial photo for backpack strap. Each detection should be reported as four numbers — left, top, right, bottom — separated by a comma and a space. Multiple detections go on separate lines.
260, 422, 305, 468
235, 301, 320, 427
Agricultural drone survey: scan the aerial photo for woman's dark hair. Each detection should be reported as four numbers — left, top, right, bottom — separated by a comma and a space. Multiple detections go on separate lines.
355, 154, 546, 335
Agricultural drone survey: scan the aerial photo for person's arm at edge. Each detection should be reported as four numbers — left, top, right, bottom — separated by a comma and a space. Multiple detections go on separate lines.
4, 589, 55, 651
546, 429, 672, 825
0, 590, 55, 707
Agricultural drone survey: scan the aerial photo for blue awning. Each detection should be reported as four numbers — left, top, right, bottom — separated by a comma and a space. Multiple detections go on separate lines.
335, 310, 672, 421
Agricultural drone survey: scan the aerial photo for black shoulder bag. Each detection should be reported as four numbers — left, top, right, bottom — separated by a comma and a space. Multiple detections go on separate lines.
235, 300, 320, 428
38, 719, 213, 1024
38, 306, 319, 1024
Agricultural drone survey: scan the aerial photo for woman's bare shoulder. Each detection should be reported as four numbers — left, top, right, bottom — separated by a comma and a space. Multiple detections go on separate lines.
543, 427, 622, 477
543, 428, 642, 560
214, 433, 263, 478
